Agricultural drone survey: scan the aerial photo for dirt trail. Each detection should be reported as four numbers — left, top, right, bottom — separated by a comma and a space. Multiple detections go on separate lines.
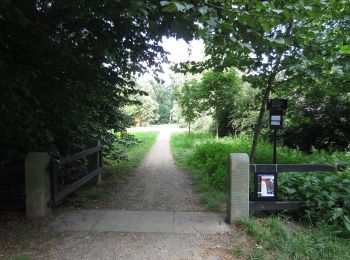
28, 125, 232, 260
102, 125, 203, 211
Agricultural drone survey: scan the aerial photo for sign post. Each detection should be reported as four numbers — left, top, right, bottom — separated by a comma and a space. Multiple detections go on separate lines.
266, 99, 287, 164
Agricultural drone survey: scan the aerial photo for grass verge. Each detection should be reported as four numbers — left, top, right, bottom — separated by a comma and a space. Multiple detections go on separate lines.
232, 216, 350, 259
171, 131, 227, 211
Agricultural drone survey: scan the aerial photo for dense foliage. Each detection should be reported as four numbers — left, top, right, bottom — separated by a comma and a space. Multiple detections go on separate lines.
278, 82, 350, 152
3, 1, 348, 165
174, 80, 200, 133
175, 69, 244, 137
123, 81, 175, 126
171, 132, 350, 232
0, 1, 195, 168
165, 0, 350, 158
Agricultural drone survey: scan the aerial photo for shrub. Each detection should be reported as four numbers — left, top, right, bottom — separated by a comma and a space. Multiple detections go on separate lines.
175, 132, 350, 232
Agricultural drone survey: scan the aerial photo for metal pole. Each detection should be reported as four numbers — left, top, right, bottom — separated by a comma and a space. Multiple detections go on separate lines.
273, 129, 277, 164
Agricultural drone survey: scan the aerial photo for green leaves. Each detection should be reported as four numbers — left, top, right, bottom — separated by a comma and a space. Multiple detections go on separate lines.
160, 1, 170, 6
279, 169, 350, 233
198, 6, 209, 15
266, 37, 285, 44
176, 69, 243, 136
206, 17, 218, 27
340, 45, 350, 55
160, 1, 194, 12
176, 80, 201, 126
0, 0, 201, 171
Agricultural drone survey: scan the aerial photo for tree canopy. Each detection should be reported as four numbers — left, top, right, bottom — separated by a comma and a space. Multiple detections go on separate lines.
164, 0, 350, 159
175, 80, 200, 133
175, 69, 242, 137
1, 0, 349, 167
0, 1, 197, 168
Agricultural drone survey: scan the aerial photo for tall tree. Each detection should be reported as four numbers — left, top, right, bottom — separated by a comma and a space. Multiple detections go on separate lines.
162, 0, 349, 161
175, 80, 200, 133
199, 69, 241, 138
0, 1, 197, 169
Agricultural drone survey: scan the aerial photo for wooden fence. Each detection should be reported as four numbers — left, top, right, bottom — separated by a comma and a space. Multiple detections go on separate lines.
227, 153, 349, 224
25, 140, 102, 218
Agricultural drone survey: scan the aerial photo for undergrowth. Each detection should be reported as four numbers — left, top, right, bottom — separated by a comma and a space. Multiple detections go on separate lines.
170, 131, 350, 233
232, 216, 350, 259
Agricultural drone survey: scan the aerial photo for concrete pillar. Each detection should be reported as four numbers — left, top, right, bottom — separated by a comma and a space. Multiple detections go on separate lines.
227, 153, 250, 224
87, 140, 102, 185
25, 152, 52, 218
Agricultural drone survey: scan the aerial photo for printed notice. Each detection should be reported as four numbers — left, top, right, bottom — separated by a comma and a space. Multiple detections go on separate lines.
257, 173, 275, 198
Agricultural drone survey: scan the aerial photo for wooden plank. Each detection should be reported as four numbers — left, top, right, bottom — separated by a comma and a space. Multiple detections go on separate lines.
250, 164, 335, 173
250, 201, 304, 212
53, 167, 101, 204
58, 146, 101, 165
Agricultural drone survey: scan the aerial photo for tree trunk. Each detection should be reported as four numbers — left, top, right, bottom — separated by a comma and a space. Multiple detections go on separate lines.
250, 22, 293, 163
249, 75, 274, 163
188, 122, 191, 135
215, 118, 219, 139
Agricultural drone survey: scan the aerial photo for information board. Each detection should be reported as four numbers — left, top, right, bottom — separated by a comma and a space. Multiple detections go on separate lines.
254, 172, 277, 200
267, 99, 288, 111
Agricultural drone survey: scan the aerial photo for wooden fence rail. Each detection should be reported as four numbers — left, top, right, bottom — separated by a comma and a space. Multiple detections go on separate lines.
25, 140, 102, 218
227, 153, 350, 224
51, 140, 102, 206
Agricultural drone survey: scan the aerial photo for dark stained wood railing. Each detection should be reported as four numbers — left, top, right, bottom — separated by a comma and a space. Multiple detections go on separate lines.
50, 140, 102, 206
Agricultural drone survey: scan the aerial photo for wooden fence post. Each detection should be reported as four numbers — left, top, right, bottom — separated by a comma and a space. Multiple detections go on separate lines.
227, 153, 250, 224
25, 152, 52, 218
87, 140, 102, 185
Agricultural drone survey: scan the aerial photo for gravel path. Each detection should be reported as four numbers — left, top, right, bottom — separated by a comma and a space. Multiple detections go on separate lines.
32, 232, 232, 260
102, 125, 203, 211
29, 125, 232, 259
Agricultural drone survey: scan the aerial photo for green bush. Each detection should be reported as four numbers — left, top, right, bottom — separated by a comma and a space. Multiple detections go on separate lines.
171, 131, 350, 232
279, 171, 350, 233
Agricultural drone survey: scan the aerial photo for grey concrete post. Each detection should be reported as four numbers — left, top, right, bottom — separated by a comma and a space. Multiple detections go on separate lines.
227, 153, 250, 224
25, 152, 52, 218
87, 140, 101, 185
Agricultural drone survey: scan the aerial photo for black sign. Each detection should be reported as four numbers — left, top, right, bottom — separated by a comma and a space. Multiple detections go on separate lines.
254, 171, 278, 200
267, 99, 288, 111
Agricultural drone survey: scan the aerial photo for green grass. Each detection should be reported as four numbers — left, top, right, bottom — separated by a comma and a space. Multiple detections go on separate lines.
64, 131, 159, 208
171, 132, 350, 220
170, 131, 350, 258
232, 216, 350, 259
4, 254, 31, 260
171, 132, 227, 211
107, 131, 159, 176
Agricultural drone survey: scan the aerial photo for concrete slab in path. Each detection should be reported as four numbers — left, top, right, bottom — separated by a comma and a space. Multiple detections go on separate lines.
52, 210, 229, 234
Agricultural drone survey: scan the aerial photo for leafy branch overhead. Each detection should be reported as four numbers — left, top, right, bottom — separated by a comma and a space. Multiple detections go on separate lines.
162, 0, 350, 159
0, 1, 198, 165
